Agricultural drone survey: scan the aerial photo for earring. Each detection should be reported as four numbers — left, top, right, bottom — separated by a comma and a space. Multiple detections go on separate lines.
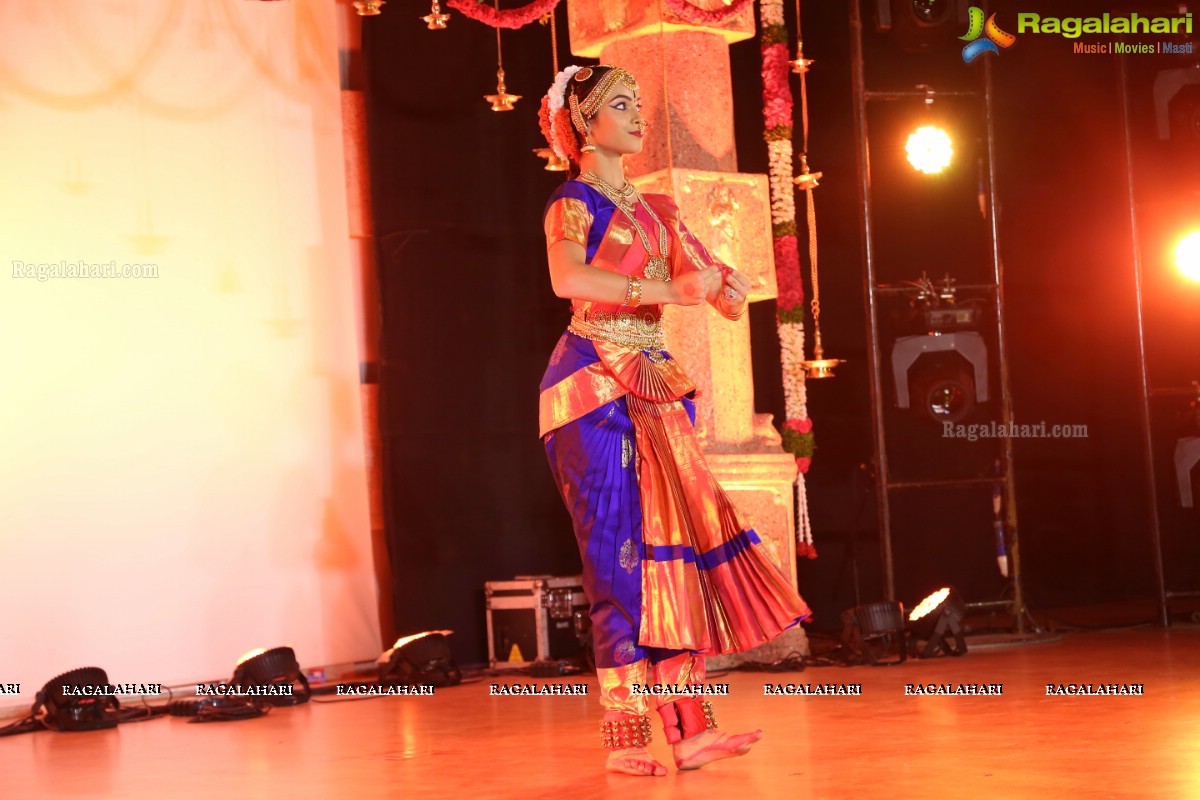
581, 137, 597, 154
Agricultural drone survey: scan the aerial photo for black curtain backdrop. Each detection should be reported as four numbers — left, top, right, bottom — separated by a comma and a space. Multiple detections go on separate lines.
364, 1, 1199, 665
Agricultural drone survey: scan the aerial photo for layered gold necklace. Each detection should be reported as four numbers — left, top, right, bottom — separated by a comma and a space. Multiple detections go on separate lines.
580, 171, 670, 282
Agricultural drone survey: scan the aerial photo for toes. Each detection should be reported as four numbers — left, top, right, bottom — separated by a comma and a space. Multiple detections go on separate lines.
612, 757, 664, 776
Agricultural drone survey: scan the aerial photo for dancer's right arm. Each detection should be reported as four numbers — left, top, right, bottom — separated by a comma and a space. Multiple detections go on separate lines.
547, 239, 717, 307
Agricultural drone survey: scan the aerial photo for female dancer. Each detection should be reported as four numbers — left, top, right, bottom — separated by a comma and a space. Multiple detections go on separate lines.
537, 64, 812, 777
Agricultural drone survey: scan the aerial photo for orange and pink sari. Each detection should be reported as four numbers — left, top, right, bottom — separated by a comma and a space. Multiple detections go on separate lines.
539, 179, 811, 714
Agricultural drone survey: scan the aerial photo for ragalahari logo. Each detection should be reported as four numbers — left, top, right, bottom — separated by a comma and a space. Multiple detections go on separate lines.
960, 7, 1017, 62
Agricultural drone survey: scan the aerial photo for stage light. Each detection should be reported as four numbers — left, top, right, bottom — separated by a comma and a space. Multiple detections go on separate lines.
891, 272, 988, 424
33, 667, 122, 731
378, 630, 462, 687
908, 356, 976, 421
840, 601, 907, 665
1176, 231, 1200, 282
906, 125, 953, 174
908, 587, 968, 658
231, 646, 310, 705
873, 0, 971, 53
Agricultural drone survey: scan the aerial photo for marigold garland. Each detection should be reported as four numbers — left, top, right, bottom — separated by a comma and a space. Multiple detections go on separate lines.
538, 97, 581, 163
446, 0, 561, 29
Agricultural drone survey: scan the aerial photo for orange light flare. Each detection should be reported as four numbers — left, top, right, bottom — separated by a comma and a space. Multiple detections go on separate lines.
1175, 231, 1200, 282
905, 125, 953, 175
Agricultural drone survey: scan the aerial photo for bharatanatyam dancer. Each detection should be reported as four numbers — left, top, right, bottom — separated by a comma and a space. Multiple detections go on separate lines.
537, 64, 813, 776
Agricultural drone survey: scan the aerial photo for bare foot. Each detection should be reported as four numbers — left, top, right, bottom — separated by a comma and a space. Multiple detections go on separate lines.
672, 728, 763, 771
605, 746, 668, 777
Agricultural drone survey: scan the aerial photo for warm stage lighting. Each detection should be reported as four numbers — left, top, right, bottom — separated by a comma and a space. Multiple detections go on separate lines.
840, 601, 907, 665
909, 587, 951, 621
1176, 231, 1200, 282
906, 125, 953, 174
231, 646, 310, 705
378, 630, 462, 687
34, 667, 121, 731
908, 587, 968, 658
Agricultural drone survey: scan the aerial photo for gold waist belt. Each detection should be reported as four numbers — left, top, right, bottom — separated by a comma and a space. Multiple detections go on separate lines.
568, 308, 665, 351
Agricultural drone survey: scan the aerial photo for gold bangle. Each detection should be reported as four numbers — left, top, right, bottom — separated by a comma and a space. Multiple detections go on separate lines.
624, 278, 643, 309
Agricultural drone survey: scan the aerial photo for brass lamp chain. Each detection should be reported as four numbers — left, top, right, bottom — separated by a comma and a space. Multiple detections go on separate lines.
495, 2, 503, 72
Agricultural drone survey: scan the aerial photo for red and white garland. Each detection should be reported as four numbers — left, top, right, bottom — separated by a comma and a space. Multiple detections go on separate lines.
661, 0, 755, 26
446, 0, 561, 29
760, 0, 817, 559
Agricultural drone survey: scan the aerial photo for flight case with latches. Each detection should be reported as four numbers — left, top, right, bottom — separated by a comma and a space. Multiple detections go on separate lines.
484, 575, 590, 670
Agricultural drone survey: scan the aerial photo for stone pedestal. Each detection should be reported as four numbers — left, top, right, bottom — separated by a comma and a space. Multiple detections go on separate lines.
567, 0, 756, 57
567, 1, 809, 663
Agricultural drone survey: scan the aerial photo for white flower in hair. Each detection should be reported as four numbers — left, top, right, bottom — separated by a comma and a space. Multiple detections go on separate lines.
546, 65, 582, 161
547, 65, 582, 115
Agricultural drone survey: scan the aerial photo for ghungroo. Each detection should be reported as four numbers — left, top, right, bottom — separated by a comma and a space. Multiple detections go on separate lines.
600, 713, 653, 749
657, 697, 718, 744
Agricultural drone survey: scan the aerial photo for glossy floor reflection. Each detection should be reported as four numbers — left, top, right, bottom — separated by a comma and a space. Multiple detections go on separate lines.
2, 626, 1198, 799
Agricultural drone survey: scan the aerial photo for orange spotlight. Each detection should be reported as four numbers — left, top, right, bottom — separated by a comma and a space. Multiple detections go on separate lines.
906, 125, 953, 174
1176, 231, 1200, 282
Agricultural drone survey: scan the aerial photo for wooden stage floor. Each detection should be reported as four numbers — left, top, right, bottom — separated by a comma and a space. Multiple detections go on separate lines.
2, 626, 1198, 799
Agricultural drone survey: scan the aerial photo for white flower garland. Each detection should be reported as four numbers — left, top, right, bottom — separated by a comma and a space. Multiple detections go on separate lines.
762, 0, 784, 26
546, 65, 582, 161
767, 139, 795, 225
795, 449, 812, 545
779, 320, 808, 422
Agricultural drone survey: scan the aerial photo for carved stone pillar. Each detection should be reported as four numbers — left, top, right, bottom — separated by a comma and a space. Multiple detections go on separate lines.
567, 1, 809, 662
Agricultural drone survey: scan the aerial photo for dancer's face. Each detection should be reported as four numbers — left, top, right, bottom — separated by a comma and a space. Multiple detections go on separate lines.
585, 82, 645, 156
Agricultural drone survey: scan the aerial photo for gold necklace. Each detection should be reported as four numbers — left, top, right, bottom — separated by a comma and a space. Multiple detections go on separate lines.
580, 171, 670, 282
584, 171, 636, 200
581, 172, 636, 217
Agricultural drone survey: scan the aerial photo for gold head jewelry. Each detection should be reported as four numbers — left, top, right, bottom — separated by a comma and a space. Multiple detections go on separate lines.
568, 66, 638, 134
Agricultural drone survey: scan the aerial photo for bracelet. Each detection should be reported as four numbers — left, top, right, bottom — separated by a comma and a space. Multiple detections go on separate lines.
720, 294, 746, 319
625, 276, 642, 308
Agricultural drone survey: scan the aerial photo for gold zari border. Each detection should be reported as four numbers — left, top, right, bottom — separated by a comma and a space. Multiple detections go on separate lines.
544, 197, 593, 249
538, 338, 697, 439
